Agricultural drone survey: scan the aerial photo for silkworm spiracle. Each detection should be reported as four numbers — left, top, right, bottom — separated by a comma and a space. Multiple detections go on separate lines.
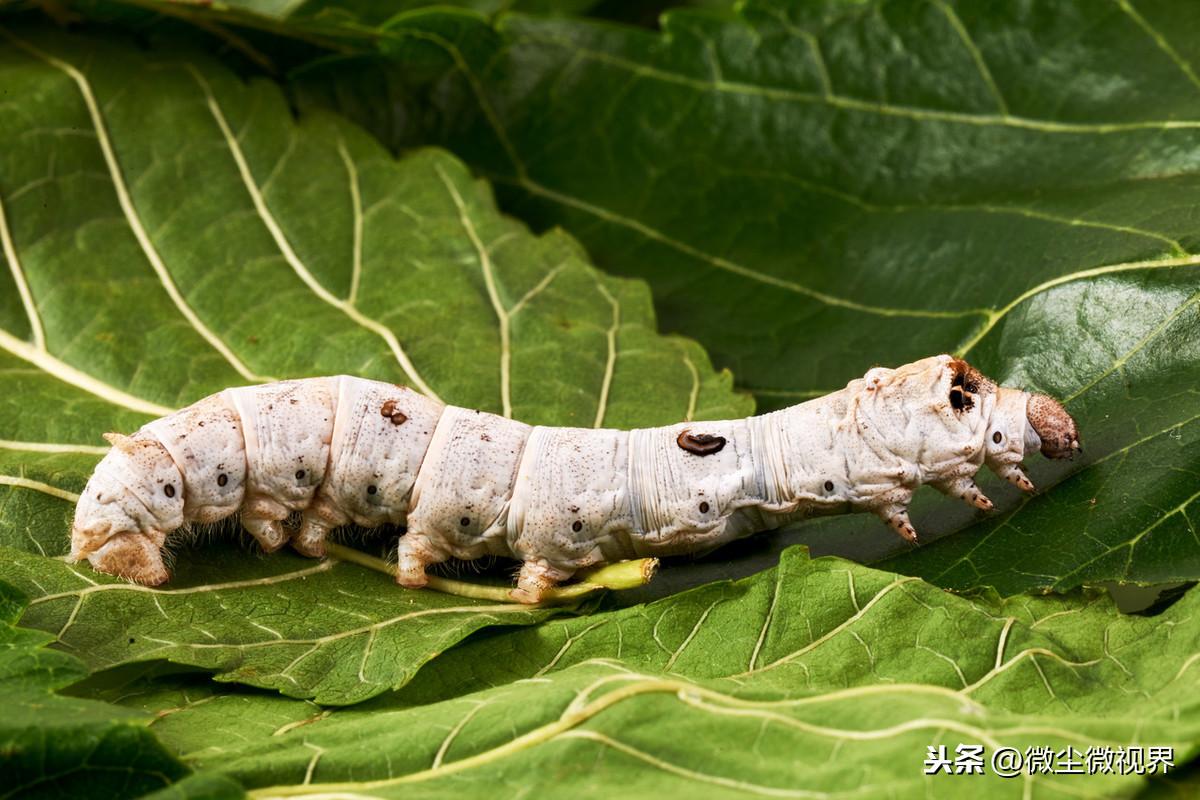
70, 355, 1080, 603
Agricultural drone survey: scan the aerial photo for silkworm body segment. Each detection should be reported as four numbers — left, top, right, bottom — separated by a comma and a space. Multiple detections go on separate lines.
70, 356, 1079, 602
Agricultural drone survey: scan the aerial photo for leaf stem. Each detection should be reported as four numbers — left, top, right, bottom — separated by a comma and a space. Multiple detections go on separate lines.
323, 542, 657, 605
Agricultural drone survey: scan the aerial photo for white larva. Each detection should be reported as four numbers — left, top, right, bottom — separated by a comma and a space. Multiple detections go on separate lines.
70, 355, 1080, 603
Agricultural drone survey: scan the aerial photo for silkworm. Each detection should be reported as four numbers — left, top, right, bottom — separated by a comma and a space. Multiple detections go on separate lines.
70, 355, 1080, 603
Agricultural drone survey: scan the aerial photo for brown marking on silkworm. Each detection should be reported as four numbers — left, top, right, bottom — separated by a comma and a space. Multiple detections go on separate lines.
947, 359, 998, 415
380, 400, 408, 426
677, 429, 726, 456
295, 469, 305, 480
993, 431, 1003, 444
698, 501, 710, 513
571, 520, 583, 532
948, 362, 973, 412
164, 484, 175, 498
217, 473, 228, 487
824, 480, 834, 491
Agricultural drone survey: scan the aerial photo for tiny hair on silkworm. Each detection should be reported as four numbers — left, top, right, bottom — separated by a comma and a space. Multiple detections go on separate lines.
70, 357, 1080, 603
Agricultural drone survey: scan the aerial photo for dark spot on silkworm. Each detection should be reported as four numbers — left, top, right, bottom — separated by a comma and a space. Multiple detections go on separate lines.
217, 473, 228, 487
677, 429, 726, 456
569, 505, 580, 514
290, 398, 298, 405
993, 431, 1003, 444
949, 358, 985, 406
96, 492, 102, 500
295, 470, 306, 480
460, 517, 470, 527
824, 480, 834, 492
198, 421, 204, 427
380, 400, 408, 426
367, 485, 377, 495
164, 484, 175, 498
572, 521, 583, 532
699, 501, 710, 514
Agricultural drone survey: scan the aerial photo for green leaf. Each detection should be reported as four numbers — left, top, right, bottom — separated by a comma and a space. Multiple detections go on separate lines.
1, 545, 568, 705
275, 1, 1200, 595
202, 0, 604, 24
0, 581, 235, 799
0, 22, 749, 704
95, 549, 1200, 798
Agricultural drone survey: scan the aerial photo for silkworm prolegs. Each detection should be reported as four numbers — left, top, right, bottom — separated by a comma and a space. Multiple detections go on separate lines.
70, 355, 1080, 603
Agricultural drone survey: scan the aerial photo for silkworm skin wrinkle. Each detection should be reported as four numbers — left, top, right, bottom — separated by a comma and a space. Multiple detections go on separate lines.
70, 357, 1078, 602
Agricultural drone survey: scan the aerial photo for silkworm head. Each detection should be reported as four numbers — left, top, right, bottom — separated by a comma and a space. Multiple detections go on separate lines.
85, 530, 170, 586
71, 433, 183, 583
1027, 393, 1081, 459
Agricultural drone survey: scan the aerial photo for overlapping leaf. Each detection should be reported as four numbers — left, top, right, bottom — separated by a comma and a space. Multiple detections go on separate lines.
91, 549, 1200, 798
0, 23, 748, 704
0, 580, 243, 799
1, 545, 569, 705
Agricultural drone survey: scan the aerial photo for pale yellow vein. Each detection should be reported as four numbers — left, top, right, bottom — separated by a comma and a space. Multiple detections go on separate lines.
530, 37, 1200, 134
957, 253, 1200, 356
0, 474, 79, 503
931, 0, 1009, 115
183, 64, 441, 402
0, 191, 44, 349
435, 165, 512, 417
1, 30, 268, 384
593, 280, 620, 428
1116, 0, 1200, 95
336, 138, 365, 306
0, 439, 109, 455
505, 175, 985, 318
0, 327, 173, 417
